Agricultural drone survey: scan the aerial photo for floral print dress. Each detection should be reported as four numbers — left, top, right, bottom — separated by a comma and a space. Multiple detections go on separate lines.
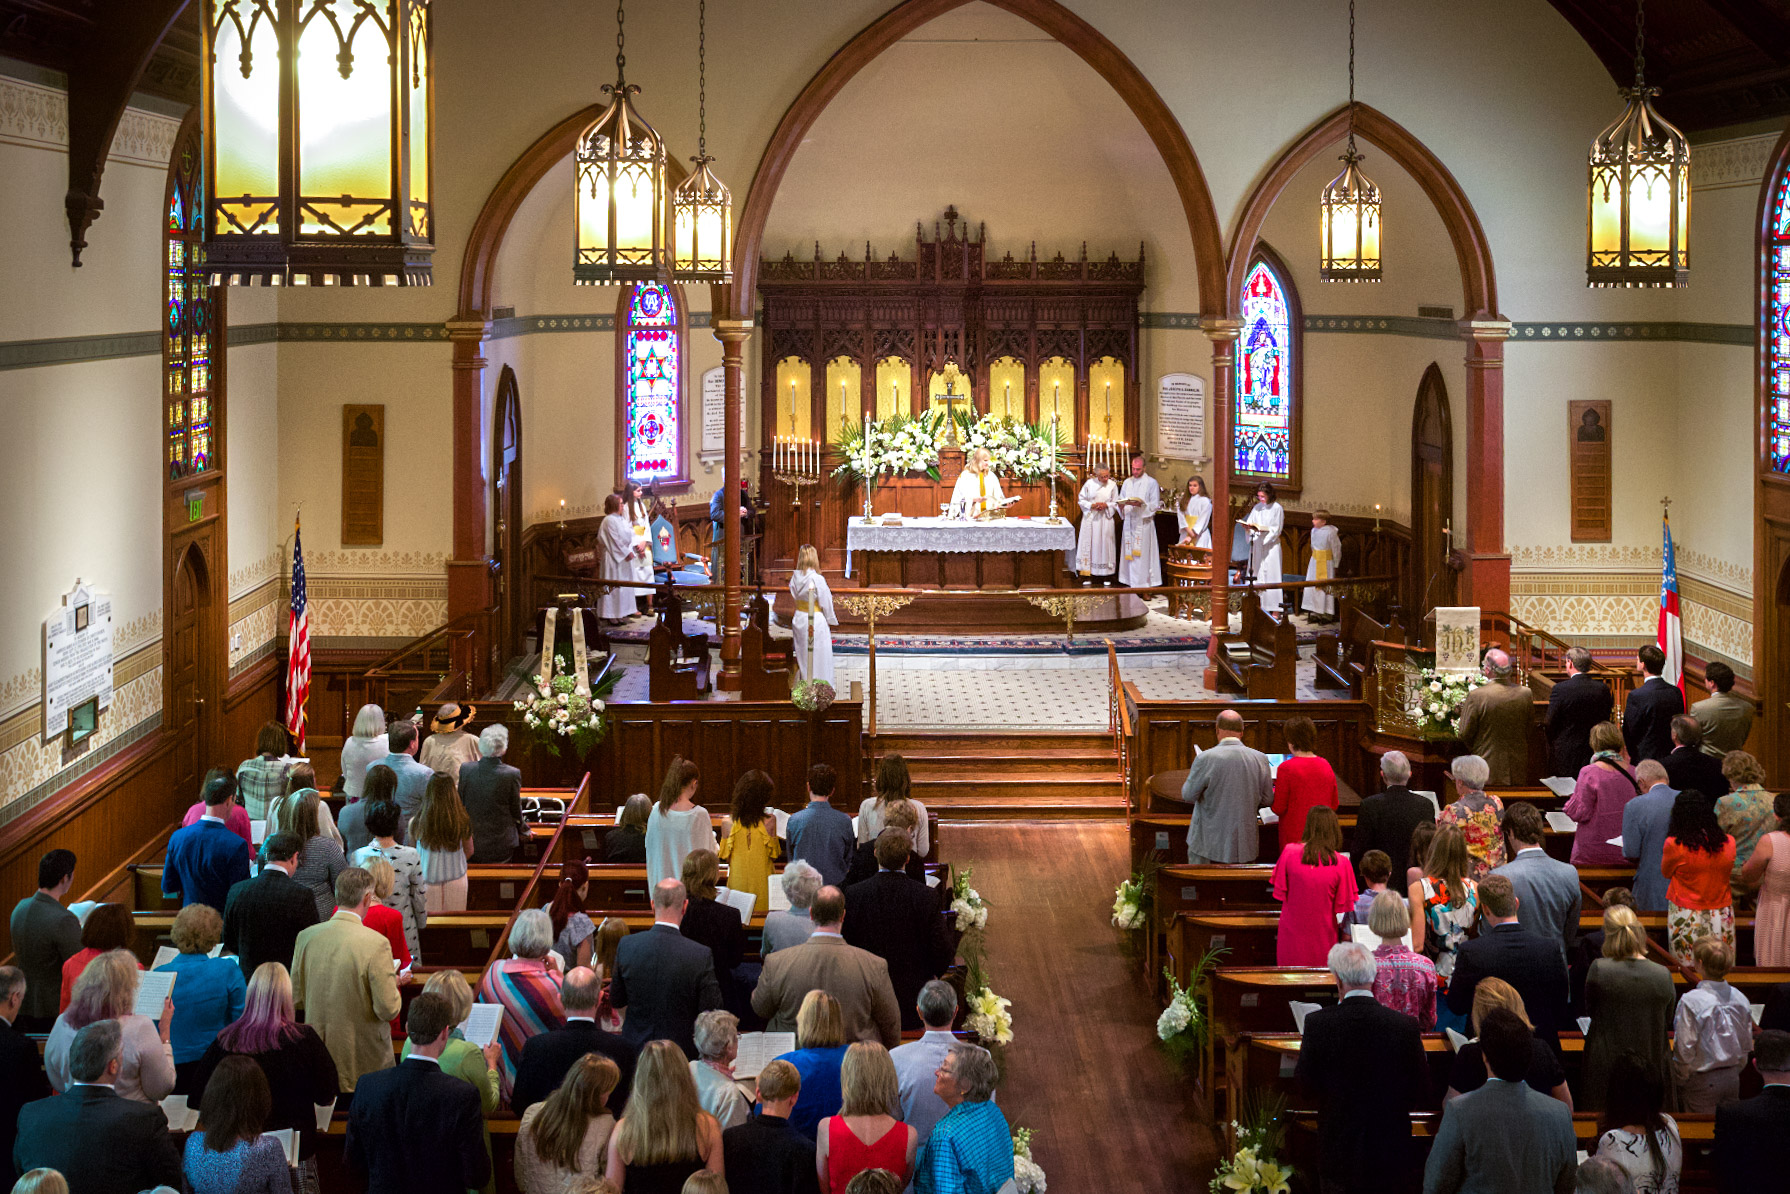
1437, 794, 1507, 879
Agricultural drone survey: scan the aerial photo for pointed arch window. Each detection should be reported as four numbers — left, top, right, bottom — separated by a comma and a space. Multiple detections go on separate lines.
616, 279, 689, 488
1232, 247, 1303, 493
1768, 161, 1790, 473
166, 127, 221, 481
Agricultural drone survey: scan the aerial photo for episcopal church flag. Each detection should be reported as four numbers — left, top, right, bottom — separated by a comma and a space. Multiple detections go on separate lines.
285, 517, 311, 753
1657, 511, 1684, 695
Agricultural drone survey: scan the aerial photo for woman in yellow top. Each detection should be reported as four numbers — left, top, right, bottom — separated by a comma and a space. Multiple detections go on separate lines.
718, 770, 781, 909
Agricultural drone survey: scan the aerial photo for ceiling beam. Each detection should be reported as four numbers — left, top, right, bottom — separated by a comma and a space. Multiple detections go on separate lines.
1697, 0, 1790, 68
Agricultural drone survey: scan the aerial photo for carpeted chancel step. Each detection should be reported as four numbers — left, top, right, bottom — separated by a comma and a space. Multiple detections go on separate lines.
870, 730, 1127, 821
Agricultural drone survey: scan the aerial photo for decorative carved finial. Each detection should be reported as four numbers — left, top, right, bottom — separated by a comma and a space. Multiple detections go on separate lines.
812, 240, 821, 261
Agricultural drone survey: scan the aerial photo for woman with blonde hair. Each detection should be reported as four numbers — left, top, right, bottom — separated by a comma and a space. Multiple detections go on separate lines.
858, 754, 929, 861
790, 544, 839, 684
646, 757, 717, 888
1408, 824, 1479, 1035
1717, 750, 1776, 895
949, 446, 1005, 515
1582, 904, 1675, 1110
9, 1171, 68, 1194
516, 1053, 622, 1194
775, 990, 850, 1140
155, 902, 246, 1093
679, 850, 745, 1004
414, 772, 475, 913
267, 764, 344, 848
1443, 977, 1572, 1107
287, 789, 348, 920
44, 949, 173, 1102
604, 1040, 723, 1192
816, 1042, 916, 1192
190, 963, 339, 1194
339, 703, 390, 799
593, 916, 629, 1031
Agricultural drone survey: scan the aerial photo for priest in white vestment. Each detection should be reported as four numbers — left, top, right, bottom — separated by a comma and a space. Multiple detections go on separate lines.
1243, 483, 1286, 613
789, 545, 838, 684
1116, 455, 1162, 587
949, 447, 1005, 515
1177, 476, 1213, 550
1302, 510, 1343, 618
596, 494, 643, 622
1075, 465, 1119, 583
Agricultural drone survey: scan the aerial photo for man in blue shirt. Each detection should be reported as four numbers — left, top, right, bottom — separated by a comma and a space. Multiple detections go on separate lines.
709, 479, 749, 579
786, 763, 855, 888
1621, 759, 1678, 912
890, 980, 963, 1147
914, 1043, 1014, 1194
162, 773, 251, 911
372, 720, 434, 839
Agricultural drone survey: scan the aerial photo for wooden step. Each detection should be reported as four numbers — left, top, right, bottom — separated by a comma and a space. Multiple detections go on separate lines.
872, 730, 1115, 757
871, 729, 1125, 821
927, 792, 1129, 820
912, 770, 1122, 801
905, 752, 1118, 778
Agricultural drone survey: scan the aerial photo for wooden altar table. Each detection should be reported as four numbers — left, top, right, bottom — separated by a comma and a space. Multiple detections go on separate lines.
845, 515, 1076, 585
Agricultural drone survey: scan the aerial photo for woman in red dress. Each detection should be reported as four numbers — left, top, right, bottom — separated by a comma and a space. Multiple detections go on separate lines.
1272, 806, 1358, 966
816, 1042, 917, 1192
1270, 716, 1339, 850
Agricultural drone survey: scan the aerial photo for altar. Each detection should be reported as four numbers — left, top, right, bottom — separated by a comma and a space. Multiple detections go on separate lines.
845, 515, 1076, 584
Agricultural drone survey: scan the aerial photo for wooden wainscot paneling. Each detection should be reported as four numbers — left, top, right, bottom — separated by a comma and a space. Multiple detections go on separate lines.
223, 653, 280, 769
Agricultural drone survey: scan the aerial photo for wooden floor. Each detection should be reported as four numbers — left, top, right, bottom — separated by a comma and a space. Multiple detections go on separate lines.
938, 822, 1220, 1191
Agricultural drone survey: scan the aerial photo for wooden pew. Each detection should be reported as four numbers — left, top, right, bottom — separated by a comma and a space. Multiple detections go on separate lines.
739, 590, 793, 702
1212, 593, 1297, 700
1313, 596, 1404, 696
647, 586, 711, 701
1153, 862, 1639, 918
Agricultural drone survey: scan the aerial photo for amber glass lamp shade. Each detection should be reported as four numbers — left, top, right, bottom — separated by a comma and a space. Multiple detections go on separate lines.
671, 155, 732, 282
1587, 85, 1689, 288
1319, 146, 1382, 282
575, 81, 668, 285
203, 0, 434, 286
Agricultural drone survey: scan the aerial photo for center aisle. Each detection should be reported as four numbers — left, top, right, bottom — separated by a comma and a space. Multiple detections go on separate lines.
936, 822, 1220, 1191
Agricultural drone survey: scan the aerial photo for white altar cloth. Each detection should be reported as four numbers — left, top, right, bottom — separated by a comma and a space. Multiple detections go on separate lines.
844, 516, 1076, 577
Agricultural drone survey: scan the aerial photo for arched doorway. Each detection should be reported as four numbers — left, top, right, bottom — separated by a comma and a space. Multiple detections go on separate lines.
1411, 363, 1455, 628
167, 543, 214, 801
492, 366, 523, 658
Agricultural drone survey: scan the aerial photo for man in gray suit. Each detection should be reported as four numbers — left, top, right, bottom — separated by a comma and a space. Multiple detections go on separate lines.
1690, 661, 1752, 755
371, 720, 434, 839
1182, 710, 1273, 864
752, 886, 902, 1047
1492, 802, 1581, 961
1423, 1008, 1576, 1194
7, 850, 81, 1032
1621, 760, 1678, 912
610, 880, 723, 1059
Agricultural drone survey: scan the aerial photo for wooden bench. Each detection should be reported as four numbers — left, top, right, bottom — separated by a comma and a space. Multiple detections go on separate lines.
648, 585, 711, 701
1212, 593, 1297, 700
1313, 596, 1404, 696
739, 590, 793, 701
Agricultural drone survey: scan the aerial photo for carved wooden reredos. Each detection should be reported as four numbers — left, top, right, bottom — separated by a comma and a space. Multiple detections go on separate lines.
757, 207, 1145, 448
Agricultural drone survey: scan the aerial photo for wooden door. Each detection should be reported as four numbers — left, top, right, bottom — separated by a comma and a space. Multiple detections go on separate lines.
492, 366, 523, 659
167, 544, 210, 800
1764, 527, 1790, 778
1410, 363, 1455, 634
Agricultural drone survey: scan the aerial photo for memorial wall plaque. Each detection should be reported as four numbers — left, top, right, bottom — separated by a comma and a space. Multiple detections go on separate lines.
1157, 373, 1206, 460
44, 581, 113, 742
342, 404, 385, 545
700, 367, 726, 460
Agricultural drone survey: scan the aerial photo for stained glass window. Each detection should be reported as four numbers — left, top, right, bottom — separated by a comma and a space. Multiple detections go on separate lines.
166, 129, 219, 481
622, 280, 682, 484
1770, 162, 1790, 473
1234, 257, 1296, 483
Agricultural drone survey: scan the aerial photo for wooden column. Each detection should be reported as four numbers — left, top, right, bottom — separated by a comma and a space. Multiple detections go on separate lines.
447, 318, 493, 622
713, 314, 753, 692
1204, 319, 1241, 686
1462, 320, 1512, 629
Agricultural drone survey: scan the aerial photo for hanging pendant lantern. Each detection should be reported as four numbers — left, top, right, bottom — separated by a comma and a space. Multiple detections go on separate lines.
1319, 0, 1381, 282
575, 0, 669, 285
202, 0, 435, 286
1586, 0, 1689, 288
671, 0, 732, 282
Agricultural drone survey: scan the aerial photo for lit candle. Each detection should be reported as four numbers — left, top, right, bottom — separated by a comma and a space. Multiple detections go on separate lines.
1053, 379, 1061, 419
1004, 379, 1012, 418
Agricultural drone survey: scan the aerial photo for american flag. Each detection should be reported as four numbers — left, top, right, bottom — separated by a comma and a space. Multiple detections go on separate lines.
1657, 510, 1684, 696
285, 516, 310, 754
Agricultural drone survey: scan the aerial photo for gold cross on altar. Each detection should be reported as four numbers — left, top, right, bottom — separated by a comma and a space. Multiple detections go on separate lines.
939, 363, 966, 444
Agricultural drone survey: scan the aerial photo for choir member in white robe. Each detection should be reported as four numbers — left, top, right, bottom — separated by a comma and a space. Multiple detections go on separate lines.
1075, 465, 1120, 583
1243, 483, 1286, 613
1116, 455, 1162, 587
624, 484, 654, 584
596, 494, 642, 622
1177, 476, 1213, 550
789, 544, 838, 684
948, 447, 1005, 515
1302, 511, 1343, 618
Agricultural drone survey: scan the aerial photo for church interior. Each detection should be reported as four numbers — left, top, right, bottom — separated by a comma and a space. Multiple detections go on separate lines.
3, 0, 1790, 1189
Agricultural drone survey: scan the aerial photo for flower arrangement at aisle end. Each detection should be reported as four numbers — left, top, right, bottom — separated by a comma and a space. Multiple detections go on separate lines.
832, 409, 950, 482
953, 411, 1075, 482
1112, 859, 1158, 934
790, 678, 835, 714
950, 867, 990, 932
512, 655, 620, 760
1011, 1128, 1048, 1193
965, 983, 1013, 1047
1406, 667, 1489, 738
1156, 946, 1225, 1069
1210, 1093, 1292, 1194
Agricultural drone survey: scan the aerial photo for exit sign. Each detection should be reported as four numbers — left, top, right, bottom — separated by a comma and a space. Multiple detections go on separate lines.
185, 489, 204, 522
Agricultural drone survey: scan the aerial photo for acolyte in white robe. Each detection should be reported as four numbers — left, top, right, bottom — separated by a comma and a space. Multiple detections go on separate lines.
596, 513, 639, 620
1244, 499, 1286, 613
625, 500, 654, 583
1116, 473, 1162, 587
1302, 523, 1343, 615
1075, 477, 1119, 576
1178, 494, 1213, 550
949, 466, 1005, 514
789, 569, 838, 684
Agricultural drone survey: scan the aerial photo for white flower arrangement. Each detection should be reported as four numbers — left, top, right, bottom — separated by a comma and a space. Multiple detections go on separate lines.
951, 867, 989, 932
1112, 872, 1149, 932
832, 410, 949, 481
512, 656, 610, 758
956, 412, 1073, 482
1210, 1120, 1292, 1194
1157, 979, 1198, 1042
1012, 1128, 1047, 1193
1405, 667, 1488, 737
965, 985, 1013, 1046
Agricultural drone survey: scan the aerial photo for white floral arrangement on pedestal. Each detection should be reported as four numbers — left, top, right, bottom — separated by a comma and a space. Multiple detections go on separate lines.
832, 410, 949, 482
955, 412, 1074, 482
1406, 667, 1488, 738
1210, 1094, 1292, 1194
1011, 1128, 1048, 1193
966, 985, 1013, 1046
512, 656, 611, 759
950, 867, 989, 932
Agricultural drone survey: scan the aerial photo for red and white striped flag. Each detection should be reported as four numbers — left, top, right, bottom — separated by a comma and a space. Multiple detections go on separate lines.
285, 516, 311, 754
1657, 510, 1683, 696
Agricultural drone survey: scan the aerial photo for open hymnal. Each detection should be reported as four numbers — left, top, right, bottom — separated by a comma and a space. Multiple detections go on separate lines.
250, 820, 268, 845
152, 945, 178, 970
68, 901, 99, 925
1349, 923, 1412, 951
134, 969, 176, 1019
265, 1128, 300, 1167
766, 882, 791, 913
160, 1094, 199, 1132
1288, 1000, 1323, 1034
1412, 790, 1441, 816
457, 1002, 503, 1049
1544, 811, 1578, 834
1257, 808, 1279, 825
1443, 1028, 1471, 1053
731, 1031, 796, 1080
1577, 1017, 1592, 1035
1541, 776, 1577, 798
925, 871, 941, 889
772, 808, 791, 838
1751, 1003, 1767, 1026
315, 1100, 337, 1132
714, 887, 756, 924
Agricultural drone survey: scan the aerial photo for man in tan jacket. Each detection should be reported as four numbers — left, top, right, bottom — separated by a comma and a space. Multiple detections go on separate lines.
291, 867, 402, 1097
1454, 648, 1537, 787
751, 886, 902, 1047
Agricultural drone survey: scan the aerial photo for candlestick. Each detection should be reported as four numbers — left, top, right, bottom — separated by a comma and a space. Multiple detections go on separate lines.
1052, 379, 1061, 421
557, 498, 566, 530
